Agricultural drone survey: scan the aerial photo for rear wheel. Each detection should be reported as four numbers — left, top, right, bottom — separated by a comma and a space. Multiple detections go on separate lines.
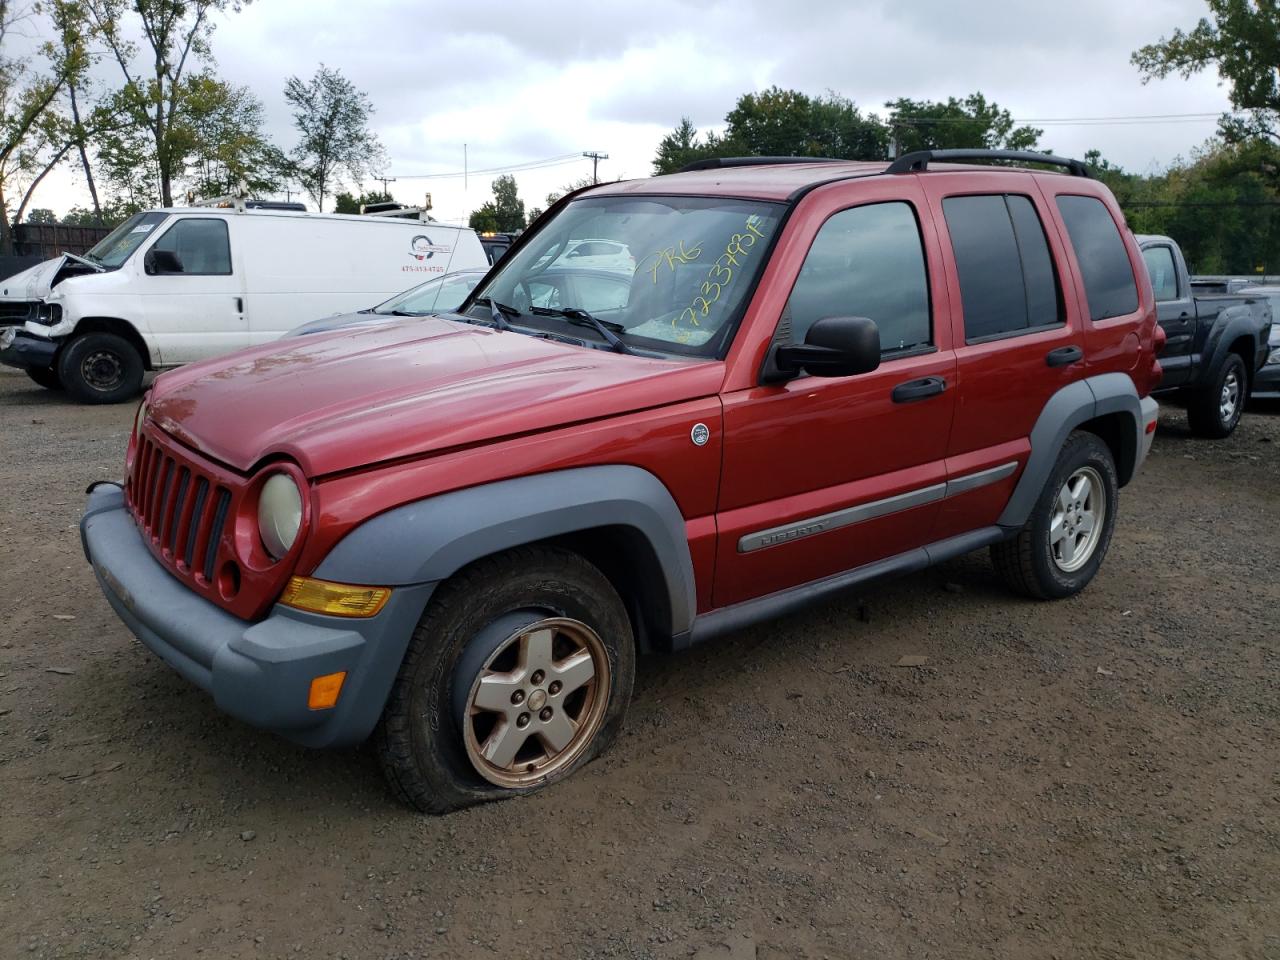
991, 431, 1119, 599
25, 366, 61, 390
57, 332, 144, 404
1187, 352, 1247, 438
375, 545, 635, 813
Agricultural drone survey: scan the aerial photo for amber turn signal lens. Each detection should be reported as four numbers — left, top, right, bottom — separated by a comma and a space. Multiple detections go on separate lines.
279, 576, 391, 618
308, 671, 347, 710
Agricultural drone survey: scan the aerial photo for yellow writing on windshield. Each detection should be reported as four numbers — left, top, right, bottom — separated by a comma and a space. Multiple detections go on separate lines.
672, 215, 768, 336
638, 239, 703, 284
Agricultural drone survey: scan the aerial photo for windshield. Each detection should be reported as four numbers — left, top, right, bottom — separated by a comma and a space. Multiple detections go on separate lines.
85, 212, 169, 268
373, 272, 483, 316
468, 195, 784, 357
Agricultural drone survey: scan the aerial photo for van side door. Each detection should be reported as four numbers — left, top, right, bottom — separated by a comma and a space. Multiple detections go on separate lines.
137, 216, 247, 365
1140, 240, 1194, 387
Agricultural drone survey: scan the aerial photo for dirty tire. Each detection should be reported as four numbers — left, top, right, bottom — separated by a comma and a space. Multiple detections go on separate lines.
57, 332, 144, 404
991, 430, 1118, 600
1187, 352, 1247, 439
374, 545, 635, 814
25, 366, 61, 390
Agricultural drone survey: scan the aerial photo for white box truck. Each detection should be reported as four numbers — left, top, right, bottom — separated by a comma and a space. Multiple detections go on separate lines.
0, 202, 488, 402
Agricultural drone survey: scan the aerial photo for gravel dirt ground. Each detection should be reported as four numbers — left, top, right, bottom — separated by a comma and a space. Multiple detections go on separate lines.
1, 368, 1278, 960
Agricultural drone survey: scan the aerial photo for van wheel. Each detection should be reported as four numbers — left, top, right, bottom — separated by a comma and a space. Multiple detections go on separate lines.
991, 431, 1118, 600
57, 333, 144, 404
26, 367, 61, 390
374, 545, 635, 813
1187, 353, 1247, 438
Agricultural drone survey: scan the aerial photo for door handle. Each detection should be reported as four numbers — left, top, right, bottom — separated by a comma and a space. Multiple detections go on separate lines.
235, 296, 243, 313
1046, 345, 1083, 367
891, 376, 946, 403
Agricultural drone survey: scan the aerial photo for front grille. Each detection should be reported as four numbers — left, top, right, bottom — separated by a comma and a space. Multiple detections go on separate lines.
127, 432, 233, 583
0, 301, 36, 323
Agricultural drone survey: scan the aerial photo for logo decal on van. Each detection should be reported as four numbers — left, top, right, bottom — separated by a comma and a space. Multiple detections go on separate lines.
410, 235, 452, 261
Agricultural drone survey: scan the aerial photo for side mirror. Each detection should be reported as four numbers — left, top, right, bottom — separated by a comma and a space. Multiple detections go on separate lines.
763, 315, 881, 382
144, 248, 184, 275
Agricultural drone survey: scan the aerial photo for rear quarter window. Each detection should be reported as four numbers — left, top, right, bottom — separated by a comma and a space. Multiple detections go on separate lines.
1056, 195, 1139, 320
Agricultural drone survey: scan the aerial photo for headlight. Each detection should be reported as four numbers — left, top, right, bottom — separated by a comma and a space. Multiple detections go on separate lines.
0, 326, 15, 350
258, 473, 303, 560
1267, 349, 1280, 366
34, 303, 62, 324
133, 400, 148, 436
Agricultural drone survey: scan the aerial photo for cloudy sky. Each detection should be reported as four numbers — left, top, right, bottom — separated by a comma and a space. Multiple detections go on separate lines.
30, 0, 1234, 224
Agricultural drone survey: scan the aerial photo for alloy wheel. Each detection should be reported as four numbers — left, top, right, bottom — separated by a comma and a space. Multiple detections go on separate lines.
1050, 466, 1106, 573
461, 617, 610, 788
1219, 369, 1241, 425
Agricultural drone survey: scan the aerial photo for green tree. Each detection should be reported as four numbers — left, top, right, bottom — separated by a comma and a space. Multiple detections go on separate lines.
468, 173, 526, 232
332, 189, 393, 214
885, 93, 1041, 154
284, 64, 385, 212
85, 0, 251, 207
177, 74, 284, 198
1133, 1, 1280, 143
26, 207, 56, 223
651, 90, 887, 175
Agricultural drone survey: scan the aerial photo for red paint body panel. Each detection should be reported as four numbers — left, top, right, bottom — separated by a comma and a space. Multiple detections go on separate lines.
128, 161, 1159, 626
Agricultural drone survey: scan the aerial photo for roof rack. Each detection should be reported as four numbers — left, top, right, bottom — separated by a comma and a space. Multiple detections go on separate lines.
678, 156, 841, 174
886, 149, 1091, 178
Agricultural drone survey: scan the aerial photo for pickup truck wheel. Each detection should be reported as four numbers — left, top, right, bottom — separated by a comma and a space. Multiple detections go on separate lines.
991, 431, 1118, 600
1187, 353, 1247, 438
25, 366, 62, 390
57, 333, 144, 404
374, 545, 634, 813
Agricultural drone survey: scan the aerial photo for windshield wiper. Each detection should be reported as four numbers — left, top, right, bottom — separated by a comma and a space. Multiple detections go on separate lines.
474, 296, 519, 331
62, 251, 105, 272
531, 305, 633, 354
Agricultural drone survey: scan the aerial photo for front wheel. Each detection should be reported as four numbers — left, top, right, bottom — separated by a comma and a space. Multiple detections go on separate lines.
57, 332, 144, 404
991, 431, 1119, 600
1187, 352, 1247, 438
375, 545, 635, 813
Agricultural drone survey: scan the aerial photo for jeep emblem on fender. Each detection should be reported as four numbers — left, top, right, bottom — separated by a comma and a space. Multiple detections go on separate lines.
690, 423, 710, 446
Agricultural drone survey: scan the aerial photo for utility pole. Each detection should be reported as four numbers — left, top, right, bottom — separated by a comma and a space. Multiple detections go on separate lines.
583, 150, 609, 184
376, 176, 397, 197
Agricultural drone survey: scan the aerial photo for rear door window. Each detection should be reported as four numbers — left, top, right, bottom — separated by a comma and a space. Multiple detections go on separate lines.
784, 201, 931, 356
942, 194, 1063, 342
1141, 245, 1179, 302
1055, 195, 1139, 320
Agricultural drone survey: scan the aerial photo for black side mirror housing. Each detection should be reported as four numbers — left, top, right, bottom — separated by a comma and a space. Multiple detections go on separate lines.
763, 315, 881, 382
144, 248, 184, 275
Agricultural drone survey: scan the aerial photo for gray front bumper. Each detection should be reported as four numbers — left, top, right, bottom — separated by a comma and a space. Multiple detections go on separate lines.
81, 484, 434, 748
0, 328, 58, 370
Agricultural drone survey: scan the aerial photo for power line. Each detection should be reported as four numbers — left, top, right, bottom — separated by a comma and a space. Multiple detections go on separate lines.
391, 153, 585, 180
583, 150, 609, 184
887, 111, 1230, 127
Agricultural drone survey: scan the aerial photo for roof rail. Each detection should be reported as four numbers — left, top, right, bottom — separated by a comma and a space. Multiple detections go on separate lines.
885, 149, 1091, 178
678, 156, 841, 174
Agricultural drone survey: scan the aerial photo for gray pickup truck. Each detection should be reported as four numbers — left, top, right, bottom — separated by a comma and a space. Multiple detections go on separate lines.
1138, 235, 1273, 437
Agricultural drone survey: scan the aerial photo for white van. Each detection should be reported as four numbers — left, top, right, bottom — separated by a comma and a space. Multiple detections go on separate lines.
0, 203, 488, 402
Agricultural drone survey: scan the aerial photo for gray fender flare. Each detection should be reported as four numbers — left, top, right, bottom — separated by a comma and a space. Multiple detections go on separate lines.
313, 465, 698, 636
998, 372, 1142, 530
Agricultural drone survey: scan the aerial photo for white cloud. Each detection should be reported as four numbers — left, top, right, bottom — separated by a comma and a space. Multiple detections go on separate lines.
25, 0, 1232, 222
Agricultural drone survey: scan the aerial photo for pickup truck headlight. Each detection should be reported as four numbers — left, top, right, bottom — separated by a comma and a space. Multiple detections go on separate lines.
258, 473, 303, 560
133, 400, 148, 436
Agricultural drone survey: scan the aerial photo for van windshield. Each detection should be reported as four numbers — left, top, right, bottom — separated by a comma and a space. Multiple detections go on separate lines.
466, 195, 784, 358
84, 212, 169, 268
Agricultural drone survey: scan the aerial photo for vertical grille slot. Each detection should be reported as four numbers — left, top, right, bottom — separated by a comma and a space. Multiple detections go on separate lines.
163, 468, 190, 554
147, 457, 172, 535
184, 478, 210, 570
203, 488, 231, 582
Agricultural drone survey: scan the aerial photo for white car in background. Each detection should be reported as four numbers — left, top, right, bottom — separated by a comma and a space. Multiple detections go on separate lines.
285, 269, 488, 337
0, 203, 488, 402
552, 238, 635, 273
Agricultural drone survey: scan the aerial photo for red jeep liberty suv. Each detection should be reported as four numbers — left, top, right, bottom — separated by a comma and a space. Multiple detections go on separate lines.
82, 150, 1162, 812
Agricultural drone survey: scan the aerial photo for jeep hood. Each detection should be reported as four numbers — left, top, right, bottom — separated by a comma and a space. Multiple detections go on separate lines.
148, 315, 724, 476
